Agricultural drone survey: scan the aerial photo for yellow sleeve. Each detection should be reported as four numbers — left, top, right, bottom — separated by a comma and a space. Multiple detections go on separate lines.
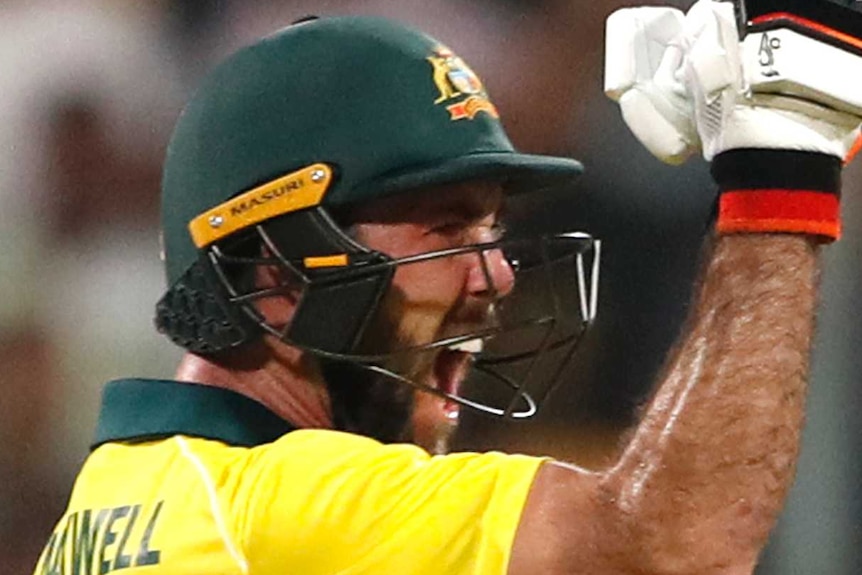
238, 430, 545, 575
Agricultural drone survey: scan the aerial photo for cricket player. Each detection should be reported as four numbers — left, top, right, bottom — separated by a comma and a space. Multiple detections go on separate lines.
33, 1, 862, 573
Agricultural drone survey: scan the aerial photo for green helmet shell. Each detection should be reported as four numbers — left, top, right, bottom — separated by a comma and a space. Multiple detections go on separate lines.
161, 15, 582, 286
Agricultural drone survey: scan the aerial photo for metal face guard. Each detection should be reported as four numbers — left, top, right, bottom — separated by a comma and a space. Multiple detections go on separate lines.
208, 229, 601, 419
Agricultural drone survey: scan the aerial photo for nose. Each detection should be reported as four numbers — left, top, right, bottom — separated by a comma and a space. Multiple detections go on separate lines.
466, 246, 515, 300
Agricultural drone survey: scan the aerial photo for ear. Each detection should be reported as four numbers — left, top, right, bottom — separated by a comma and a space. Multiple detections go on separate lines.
249, 245, 302, 327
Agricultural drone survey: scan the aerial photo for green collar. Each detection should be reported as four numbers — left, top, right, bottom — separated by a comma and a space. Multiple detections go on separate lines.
92, 379, 295, 450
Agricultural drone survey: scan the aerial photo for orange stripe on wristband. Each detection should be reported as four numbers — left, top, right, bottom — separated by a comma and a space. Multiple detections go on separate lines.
718, 189, 841, 240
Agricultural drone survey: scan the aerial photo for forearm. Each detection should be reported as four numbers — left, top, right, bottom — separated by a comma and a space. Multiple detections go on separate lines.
602, 233, 820, 572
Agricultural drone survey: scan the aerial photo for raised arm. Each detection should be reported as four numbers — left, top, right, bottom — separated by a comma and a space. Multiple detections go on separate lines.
511, 234, 818, 575
510, 1, 861, 573
608, 235, 818, 568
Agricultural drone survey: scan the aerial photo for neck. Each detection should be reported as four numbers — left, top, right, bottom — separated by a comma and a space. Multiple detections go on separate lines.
174, 338, 334, 429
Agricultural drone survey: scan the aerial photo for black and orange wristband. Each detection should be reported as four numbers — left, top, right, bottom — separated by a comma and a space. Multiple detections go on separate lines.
711, 149, 843, 242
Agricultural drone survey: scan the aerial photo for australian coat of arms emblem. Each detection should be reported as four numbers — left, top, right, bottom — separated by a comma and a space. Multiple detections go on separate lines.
427, 46, 499, 121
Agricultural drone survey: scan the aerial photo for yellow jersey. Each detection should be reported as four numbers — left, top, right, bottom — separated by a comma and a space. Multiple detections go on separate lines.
33, 379, 545, 575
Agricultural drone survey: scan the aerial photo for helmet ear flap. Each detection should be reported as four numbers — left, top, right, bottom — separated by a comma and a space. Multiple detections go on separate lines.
155, 253, 262, 354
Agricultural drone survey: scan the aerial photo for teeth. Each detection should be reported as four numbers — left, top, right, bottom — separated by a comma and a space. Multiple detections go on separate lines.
448, 339, 484, 353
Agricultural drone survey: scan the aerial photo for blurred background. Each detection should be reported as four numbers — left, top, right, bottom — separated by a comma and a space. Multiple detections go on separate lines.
1, 0, 859, 573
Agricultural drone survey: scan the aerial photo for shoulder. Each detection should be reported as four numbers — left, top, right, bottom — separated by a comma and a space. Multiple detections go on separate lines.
252, 429, 545, 481
240, 431, 549, 574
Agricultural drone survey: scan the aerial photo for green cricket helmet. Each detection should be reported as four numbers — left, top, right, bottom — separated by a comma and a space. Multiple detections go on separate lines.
156, 15, 599, 418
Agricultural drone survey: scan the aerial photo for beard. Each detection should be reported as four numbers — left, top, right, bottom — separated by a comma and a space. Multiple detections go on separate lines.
318, 281, 492, 452
318, 287, 447, 449
319, 357, 417, 445
319, 352, 458, 455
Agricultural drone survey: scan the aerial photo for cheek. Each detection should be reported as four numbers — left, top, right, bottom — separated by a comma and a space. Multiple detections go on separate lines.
393, 258, 465, 306
390, 259, 465, 332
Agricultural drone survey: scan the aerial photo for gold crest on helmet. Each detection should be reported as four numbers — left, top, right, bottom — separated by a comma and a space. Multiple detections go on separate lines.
427, 46, 499, 121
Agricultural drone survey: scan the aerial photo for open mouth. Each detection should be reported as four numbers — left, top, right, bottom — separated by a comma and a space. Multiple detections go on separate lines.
431, 339, 483, 419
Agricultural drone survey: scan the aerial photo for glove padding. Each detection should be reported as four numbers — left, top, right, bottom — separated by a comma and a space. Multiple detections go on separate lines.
605, 7, 694, 164
605, 0, 862, 164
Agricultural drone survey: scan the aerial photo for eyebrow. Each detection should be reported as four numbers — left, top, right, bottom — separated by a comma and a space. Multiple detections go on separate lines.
339, 185, 503, 225
431, 192, 503, 220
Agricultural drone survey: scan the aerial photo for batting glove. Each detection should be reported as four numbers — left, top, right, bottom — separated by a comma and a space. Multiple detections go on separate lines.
605, 0, 862, 240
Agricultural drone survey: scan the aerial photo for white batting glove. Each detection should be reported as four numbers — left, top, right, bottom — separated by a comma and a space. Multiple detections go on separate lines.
604, 6, 696, 164
682, 0, 862, 161
605, 0, 862, 241
605, 0, 862, 163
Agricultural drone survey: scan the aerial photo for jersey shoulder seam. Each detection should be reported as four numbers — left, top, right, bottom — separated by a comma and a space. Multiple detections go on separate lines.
175, 436, 250, 574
